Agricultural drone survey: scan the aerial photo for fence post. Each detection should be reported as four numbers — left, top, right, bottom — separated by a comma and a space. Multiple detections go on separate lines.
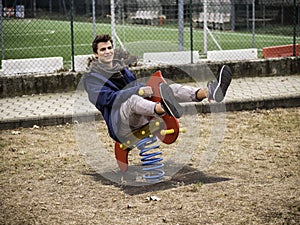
33, 0, 36, 18
70, 0, 75, 72
203, 0, 207, 54
92, 0, 96, 38
0, 0, 4, 62
110, 0, 116, 49
231, 0, 235, 31
178, 0, 184, 51
293, 0, 296, 56
189, 0, 193, 63
252, 0, 255, 48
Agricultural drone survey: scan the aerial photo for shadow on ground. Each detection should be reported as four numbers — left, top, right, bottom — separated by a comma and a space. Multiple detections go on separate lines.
85, 165, 232, 195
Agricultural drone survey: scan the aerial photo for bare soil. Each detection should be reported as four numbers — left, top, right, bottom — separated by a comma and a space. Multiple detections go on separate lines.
1, 108, 299, 225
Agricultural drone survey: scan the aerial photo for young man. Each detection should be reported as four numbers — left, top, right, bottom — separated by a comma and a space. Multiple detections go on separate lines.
83, 34, 232, 143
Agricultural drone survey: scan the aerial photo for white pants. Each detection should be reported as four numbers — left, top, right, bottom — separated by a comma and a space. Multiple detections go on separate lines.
118, 83, 199, 137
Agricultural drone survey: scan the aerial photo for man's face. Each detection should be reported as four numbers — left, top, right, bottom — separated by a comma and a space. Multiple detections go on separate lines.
95, 41, 114, 65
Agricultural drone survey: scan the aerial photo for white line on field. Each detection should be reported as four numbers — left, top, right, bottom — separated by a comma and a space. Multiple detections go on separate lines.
6, 30, 56, 35
5, 43, 90, 51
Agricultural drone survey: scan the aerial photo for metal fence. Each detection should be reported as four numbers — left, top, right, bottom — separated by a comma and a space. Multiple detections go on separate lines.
0, 0, 299, 75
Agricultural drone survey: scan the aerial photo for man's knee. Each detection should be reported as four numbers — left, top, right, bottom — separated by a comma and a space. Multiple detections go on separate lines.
128, 94, 141, 102
120, 95, 141, 119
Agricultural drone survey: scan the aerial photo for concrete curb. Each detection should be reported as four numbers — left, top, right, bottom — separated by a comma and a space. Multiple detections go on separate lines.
1, 57, 299, 98
1, 95, 299, 130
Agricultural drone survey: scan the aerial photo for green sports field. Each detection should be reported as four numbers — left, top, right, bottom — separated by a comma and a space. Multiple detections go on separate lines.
2, 19, 296, 67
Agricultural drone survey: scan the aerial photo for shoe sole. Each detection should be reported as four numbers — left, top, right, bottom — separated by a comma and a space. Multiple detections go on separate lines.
159, 83, 183, 118
213, 65, 232, 102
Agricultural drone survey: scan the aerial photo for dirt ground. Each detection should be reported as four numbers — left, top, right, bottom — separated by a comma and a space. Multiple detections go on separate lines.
1, 107, 299, 225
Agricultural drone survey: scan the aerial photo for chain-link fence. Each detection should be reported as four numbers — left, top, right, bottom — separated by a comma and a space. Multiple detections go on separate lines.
1, 0, 299, 75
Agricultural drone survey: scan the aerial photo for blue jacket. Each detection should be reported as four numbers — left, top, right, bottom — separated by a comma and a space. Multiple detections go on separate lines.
83, 67, 144, 142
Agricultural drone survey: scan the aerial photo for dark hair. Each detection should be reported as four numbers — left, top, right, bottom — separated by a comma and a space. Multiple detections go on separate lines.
92, 34, 113, 53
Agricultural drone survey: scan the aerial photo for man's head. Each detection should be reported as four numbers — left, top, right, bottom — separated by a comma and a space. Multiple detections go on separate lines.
92, 34, 114, 66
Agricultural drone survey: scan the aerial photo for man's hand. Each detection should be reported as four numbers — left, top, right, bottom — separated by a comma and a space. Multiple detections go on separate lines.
138, 86, 153, 98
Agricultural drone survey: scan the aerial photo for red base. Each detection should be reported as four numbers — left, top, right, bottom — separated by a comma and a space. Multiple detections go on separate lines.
114, 142, 129, 172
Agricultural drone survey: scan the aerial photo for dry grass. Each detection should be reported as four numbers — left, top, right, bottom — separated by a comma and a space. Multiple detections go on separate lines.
1, 108, 299, 225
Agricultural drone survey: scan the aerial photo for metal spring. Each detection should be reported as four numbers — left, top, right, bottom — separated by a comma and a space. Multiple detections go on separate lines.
136, 136, 165, 182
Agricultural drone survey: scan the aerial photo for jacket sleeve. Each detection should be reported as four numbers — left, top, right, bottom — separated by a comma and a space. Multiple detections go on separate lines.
83, 72, 143, 109
97, 83, 143, 108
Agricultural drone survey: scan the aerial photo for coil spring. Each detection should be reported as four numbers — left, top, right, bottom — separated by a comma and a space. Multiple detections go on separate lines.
136, 136, 165, 182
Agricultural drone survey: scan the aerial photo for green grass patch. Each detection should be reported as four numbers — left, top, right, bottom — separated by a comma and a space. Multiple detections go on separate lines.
2, 19, 297, 69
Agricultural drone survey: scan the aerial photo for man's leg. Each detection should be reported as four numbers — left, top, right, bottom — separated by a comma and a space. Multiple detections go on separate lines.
118, 95, 156, 137
170, 83, 207, 102
118, 84, 184, 136
170, 64, 232, 103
